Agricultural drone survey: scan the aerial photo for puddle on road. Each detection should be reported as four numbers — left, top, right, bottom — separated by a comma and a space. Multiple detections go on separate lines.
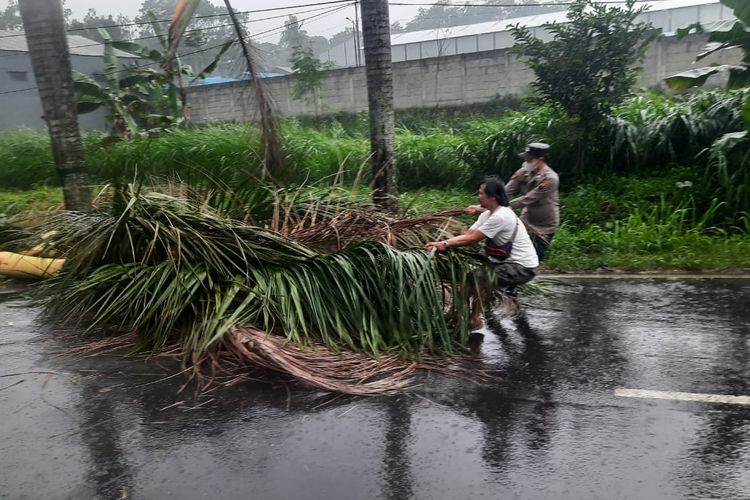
1, 278, 749, 499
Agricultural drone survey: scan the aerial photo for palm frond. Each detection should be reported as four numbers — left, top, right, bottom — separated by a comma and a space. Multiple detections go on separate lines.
24, 183, 480, 393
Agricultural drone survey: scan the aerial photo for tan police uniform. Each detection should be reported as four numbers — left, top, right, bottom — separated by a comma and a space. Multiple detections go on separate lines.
505, 164, 560, 259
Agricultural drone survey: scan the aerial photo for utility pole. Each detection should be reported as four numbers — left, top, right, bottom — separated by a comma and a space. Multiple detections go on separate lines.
347, 1, 362, 67
346, 16, 360, 67
354, 0, 361, 67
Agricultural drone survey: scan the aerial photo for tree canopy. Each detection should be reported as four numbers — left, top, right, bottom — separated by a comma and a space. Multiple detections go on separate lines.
404, 0, 567, 32
66, 9, 134, 42
510, 0, 655, 125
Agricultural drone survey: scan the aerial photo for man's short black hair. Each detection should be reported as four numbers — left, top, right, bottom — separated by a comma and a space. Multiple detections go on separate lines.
482, 176, 510, 207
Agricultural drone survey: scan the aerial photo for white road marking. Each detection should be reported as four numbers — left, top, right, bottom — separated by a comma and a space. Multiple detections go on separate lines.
615, 388, 750, 406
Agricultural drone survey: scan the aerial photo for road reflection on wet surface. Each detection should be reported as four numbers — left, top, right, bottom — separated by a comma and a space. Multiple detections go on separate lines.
1, 278, 749, 499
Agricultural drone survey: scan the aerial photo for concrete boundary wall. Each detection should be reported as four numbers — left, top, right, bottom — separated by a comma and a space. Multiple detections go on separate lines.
186, 34, 742, 124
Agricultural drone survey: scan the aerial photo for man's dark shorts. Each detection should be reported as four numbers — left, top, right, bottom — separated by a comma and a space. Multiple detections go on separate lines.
471, 261, 537, 291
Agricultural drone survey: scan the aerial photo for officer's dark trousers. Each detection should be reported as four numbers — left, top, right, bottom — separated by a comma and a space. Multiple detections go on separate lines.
531, 232, 555, 261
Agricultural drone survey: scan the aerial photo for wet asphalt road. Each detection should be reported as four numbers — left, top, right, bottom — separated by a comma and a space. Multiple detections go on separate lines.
1, 278, 749, 500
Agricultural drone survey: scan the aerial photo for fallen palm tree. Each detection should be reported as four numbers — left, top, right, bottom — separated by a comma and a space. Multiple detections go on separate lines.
0, 252, 64, 279
11, 184, 483, 394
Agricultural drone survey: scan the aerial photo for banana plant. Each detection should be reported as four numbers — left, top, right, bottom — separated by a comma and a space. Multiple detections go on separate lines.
665, 0, 750, 212
665, 0, 750, 132
72, 28, 150, 138
74, 1, 234, 135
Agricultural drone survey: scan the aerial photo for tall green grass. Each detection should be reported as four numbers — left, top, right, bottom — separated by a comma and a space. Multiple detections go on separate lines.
609, 90, 748, 172
3, 177, 750, 272
546, 196, 750, 271
559, 167, 707, 229
281, 121, 369, 184
2, 89, 749, 221
0, 130, 54, 188
95, 125, 264, 185
0, 105, 568, 191
396, 128, 473, 189
0, 186, 63, 216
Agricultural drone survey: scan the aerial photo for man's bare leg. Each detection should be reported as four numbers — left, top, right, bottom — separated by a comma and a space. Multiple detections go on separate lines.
468, 285, 490, 329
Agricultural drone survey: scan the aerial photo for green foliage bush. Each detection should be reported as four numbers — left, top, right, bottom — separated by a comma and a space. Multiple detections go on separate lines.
546, 215, 750, 271
609, 90, 750, 217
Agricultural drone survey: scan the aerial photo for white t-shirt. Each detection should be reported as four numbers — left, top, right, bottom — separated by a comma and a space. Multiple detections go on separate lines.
470, 206, 539, 268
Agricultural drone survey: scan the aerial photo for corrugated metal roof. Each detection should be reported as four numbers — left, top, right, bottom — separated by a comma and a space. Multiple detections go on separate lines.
391, 12, 561, 46
0, 30, 140, 58
389, 0, 725, 47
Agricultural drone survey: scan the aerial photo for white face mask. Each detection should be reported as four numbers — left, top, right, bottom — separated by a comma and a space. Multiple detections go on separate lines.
522, 161, 534, 172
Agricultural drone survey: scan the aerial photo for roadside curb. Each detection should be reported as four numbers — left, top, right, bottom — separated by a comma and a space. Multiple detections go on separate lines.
539, 273, 750, 279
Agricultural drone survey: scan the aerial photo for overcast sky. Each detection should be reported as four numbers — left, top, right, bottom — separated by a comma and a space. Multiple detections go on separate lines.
1, 0, 426, 42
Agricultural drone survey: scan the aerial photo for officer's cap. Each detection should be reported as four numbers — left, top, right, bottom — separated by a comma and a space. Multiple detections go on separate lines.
518, 142, 550, 160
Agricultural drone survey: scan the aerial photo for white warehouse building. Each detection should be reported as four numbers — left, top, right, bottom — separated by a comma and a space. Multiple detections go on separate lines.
319, 0, 738, 68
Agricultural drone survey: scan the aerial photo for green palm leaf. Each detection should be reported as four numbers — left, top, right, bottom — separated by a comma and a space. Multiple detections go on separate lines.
31, 184, 475, 364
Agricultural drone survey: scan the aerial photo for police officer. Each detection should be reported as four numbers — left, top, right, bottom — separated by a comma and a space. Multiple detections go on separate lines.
507, 143, 559, 260
466, 142, 560, 261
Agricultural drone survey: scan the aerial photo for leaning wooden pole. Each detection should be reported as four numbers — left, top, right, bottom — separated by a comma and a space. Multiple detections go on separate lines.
19, 0, 92, 212
223, 0, 285, 180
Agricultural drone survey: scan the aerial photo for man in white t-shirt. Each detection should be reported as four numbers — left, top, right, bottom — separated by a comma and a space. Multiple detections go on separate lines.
425, 176, 538, 328
465, 143, 560, 261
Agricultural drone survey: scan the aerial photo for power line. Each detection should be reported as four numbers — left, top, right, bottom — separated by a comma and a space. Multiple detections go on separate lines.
0, 38, 239, 96
0, 3, 350, 61
0, 85, 37, 96
0, 3, 353, 95
0, 0, 355, 39
0, 0, 676, 40
97, 4, 349, 72
251, 4, 352, 41
389, 0, 672, 6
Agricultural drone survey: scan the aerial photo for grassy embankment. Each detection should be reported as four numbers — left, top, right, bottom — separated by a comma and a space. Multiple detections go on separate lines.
4, 180, 748, 273
2, 90, 749, 272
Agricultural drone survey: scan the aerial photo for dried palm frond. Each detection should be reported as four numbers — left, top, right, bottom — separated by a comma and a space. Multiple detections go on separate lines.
224, 0, 285, 179
183, 178, 470, 251
221, 327, 491, 395
61, 327, 491, 395
21, 185, 482, 394
224, 327, 416, 395
285, 208, 468, 251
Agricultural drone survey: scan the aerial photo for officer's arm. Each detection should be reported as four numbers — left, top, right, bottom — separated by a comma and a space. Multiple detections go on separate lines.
505, 170, 522, 197
509, 177, 558, 209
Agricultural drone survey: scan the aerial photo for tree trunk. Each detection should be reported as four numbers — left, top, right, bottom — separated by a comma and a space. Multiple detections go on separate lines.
360, 0, 397, 212
19, 0, 91, 212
